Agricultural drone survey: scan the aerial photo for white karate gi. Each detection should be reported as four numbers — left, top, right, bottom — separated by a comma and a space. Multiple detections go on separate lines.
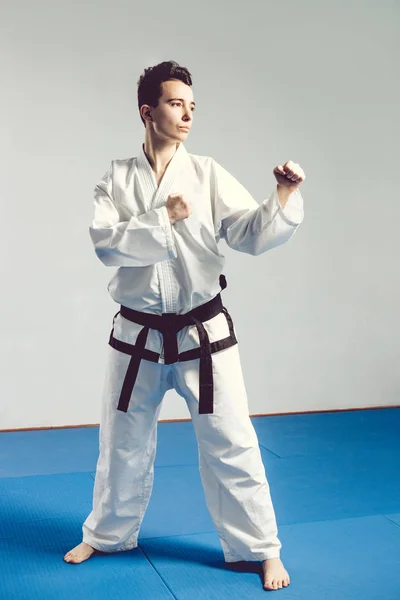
82, 142, 304, 561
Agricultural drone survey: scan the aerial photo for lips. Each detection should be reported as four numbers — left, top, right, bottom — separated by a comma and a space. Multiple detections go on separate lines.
179, 127, 190, 132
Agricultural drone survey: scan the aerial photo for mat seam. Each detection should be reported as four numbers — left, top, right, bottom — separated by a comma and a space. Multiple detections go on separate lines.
139, 544, 179, 600
257, 443, 282, 458
139, 529, 216, 541
382, 515, 400, 529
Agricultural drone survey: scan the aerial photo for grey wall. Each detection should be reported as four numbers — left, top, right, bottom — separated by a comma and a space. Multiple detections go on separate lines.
1, 0, 399, 429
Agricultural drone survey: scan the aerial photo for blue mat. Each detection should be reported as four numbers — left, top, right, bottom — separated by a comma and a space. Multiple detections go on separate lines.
140, 515, 400, 599
1, 409, 400, 599
253, 407, 400, 458
385, 513, 400, 527
0, 428, 101, 478
1, 544, 175, 600
0, 473, 93, 542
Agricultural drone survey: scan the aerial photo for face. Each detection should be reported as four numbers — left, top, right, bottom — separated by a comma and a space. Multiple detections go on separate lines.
141, 79, 195, 141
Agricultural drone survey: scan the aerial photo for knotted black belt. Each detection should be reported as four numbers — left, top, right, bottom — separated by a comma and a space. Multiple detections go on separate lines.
108, 274, 237, 415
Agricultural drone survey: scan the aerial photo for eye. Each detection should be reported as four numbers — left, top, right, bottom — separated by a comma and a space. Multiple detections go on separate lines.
171, 102, 195, 111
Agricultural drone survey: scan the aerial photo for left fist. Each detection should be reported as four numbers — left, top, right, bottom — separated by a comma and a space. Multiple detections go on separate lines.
273, 161, 305, 190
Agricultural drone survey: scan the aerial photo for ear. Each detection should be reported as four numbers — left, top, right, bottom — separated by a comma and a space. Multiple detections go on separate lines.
140, 104, 153, 123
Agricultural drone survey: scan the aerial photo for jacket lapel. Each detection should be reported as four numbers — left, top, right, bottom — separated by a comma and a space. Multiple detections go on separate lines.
137, 142, 190, 210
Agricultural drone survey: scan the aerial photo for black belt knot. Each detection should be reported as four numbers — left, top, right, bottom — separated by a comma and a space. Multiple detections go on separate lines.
112, 277, 230, 415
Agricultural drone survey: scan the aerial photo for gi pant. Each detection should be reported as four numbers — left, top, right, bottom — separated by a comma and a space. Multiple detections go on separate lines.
81, 307, 282, 562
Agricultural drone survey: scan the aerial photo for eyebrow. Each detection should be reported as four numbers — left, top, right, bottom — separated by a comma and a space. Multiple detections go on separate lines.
167, 98, 196, 106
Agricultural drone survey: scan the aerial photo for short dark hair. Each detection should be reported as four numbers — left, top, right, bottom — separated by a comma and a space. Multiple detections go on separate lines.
137, 60, 193, 127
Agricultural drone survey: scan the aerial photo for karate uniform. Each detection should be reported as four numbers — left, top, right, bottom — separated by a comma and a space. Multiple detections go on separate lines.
82, 142, 304, 561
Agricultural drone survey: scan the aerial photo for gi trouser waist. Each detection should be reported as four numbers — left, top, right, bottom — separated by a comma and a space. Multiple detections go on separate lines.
108, 286, 237, 415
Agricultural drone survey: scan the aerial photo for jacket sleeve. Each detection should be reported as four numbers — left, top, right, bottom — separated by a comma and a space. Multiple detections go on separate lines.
89, 163, 177, 267
211, 159, 304, 255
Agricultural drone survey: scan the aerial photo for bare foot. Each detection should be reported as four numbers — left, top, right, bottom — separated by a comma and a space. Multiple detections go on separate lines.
262, 558, 290, 591
63, 542, 105, 564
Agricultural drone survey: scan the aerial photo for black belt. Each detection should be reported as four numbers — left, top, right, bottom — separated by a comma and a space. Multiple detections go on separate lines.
108, 274, 237, 415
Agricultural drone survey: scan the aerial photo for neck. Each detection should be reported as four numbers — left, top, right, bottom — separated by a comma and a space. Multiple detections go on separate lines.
143, 129, 180, 174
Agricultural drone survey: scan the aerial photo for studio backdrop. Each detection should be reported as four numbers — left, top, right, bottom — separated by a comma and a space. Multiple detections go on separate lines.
1, 0, 399, 429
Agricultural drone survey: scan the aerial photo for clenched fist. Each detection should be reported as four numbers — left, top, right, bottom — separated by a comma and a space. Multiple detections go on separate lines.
273, 161, 306, 191
166, 193, 191, 225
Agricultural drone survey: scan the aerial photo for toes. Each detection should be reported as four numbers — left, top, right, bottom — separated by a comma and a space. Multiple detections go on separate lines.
64, 553, 77, 563
264, 579, 278, 590
263, 571, 290, 589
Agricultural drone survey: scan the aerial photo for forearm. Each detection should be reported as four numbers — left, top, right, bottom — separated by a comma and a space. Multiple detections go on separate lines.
221, 186, 304, 255
89, 205, 177, 267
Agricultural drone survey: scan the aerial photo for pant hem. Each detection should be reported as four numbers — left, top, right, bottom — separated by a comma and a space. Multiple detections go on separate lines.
82, 537, 138, 553
224, 550, 281, 562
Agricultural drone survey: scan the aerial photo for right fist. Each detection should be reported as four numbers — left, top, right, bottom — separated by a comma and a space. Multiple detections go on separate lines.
165, 193, 191, 224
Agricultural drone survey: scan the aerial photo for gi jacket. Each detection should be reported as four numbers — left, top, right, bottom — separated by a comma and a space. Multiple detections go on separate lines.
89, 142, 304, 318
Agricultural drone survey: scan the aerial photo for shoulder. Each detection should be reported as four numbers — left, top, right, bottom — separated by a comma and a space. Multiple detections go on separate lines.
188, 152, 233, 176
110, 157, 137, 170
186, 152, 217, 176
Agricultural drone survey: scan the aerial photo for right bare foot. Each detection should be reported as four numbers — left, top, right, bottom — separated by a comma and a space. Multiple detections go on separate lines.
64, 542, 104, 564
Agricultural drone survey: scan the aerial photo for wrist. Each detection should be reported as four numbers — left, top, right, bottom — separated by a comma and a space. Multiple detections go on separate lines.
166, 207, 175, 225
277, 185, 290, 209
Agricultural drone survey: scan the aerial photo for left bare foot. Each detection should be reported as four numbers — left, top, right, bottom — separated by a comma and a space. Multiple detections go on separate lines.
262, 557, 290, 591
